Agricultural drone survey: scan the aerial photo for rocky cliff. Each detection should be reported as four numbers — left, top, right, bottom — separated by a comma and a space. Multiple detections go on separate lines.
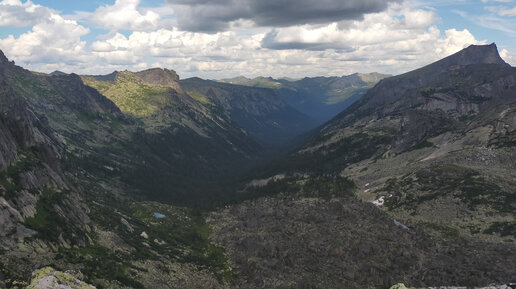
0, 55, 92, 282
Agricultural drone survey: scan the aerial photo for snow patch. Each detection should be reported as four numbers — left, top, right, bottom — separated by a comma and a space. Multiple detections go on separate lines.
372, 196, 385, 206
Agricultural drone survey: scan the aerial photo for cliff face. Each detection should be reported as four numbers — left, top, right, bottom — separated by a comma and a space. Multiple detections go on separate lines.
0, 57, 91, 275
134, 68, 183, 92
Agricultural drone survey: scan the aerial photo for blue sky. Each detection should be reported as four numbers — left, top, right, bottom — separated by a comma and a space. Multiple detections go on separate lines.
0, 0, 515, 78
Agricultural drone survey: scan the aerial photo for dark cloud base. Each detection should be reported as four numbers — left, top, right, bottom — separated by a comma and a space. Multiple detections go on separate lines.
261, 30, 354, 51
166, 0, 400, 32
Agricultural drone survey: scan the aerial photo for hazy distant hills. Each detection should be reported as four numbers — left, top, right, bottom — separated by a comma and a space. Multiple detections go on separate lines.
220, 72, 390, 123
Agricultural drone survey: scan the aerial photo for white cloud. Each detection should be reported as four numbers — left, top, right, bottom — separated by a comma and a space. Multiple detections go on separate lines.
81, 3, 484, 79
263, 6, 438, 50
0, 13, 90, 68
90, 0, 160, 31
0, 0, 511, 79
500, 48, 516, 65
0, 0, 54, 27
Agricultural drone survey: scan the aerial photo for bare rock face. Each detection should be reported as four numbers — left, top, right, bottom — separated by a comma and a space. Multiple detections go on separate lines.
433, 43, 509, 69
135, 68, 183, 91
0, 50, 92, 278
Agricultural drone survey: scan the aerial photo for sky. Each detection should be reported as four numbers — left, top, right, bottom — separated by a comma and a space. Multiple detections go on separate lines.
0, 0, 515, 79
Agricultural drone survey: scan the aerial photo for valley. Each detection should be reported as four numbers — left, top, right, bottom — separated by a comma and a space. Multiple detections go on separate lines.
0, 44, 515, 289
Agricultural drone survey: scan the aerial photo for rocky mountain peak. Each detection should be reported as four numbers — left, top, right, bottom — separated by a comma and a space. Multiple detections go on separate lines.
135, 68, 181, 87
450, 43, 507, 65
429, 43, 509, 73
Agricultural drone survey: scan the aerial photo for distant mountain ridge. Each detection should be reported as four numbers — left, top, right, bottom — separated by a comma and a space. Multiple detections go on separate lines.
220, 72, 390, 123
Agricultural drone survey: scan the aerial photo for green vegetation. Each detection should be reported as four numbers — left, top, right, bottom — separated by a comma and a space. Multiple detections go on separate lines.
83, 73, 173, 117
300, 132, 393, 173
59, 245, 146, 289
383, 164, 513, 212
24, 188, 61, 230
458, 113, 477, 123
416, 221, 460, 239
74, 199, 234, 287
130, 202, 233, 280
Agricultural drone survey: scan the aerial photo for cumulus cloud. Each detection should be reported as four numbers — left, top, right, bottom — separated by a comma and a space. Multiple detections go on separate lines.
500, 48, 516, 65
262, 6, 440, 51
166, 0, 400, 32
0, 0, 54, 27
90, 0, 160, 31
81, 3, 484, 79
0, 12, 90, 67
0, 0, 510, 80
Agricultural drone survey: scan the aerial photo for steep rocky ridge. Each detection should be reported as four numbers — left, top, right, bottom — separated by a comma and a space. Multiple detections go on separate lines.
282, 43, 516, 243
0, 56, 92, 283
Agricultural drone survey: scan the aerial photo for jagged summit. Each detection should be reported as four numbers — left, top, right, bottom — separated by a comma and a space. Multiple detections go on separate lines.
134, 67, 181, 87
434, 43, 509, 69
405, 43, 509, 78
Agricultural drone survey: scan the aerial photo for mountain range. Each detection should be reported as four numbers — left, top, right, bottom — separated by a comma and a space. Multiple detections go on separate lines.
0, 44, 514, 289
220, 72, 390, 123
